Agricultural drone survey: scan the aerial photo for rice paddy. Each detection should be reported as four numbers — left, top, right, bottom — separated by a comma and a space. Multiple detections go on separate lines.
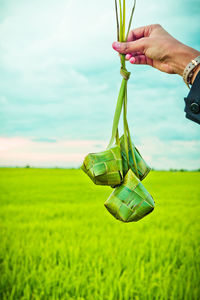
0, 168, 200, 300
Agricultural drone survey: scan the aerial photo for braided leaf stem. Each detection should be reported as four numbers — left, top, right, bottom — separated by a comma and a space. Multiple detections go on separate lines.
108, 0, 137, 156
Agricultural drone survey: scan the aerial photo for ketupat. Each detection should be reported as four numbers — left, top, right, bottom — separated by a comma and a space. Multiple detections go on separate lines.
82, 0, 146, 185
81, 145, 123, 186
104, 169, 154, 222
119, 134, 151, 180
81, 0, 155, 222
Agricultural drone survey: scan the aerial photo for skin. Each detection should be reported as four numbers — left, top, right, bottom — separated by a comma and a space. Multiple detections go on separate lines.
112, 24, 200, 84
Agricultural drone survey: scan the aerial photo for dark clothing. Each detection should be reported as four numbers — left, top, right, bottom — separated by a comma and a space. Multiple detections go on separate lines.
184, 71, 200, 125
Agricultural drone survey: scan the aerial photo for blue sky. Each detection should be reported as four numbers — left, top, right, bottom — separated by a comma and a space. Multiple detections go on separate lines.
0, 0, 200, 168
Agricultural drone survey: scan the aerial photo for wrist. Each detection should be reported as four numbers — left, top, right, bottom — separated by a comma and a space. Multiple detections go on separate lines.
191, 65, 200, 85
171, 43, 200, 76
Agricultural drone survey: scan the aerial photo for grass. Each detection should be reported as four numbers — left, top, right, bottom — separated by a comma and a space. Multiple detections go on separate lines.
0, 168, 200, 300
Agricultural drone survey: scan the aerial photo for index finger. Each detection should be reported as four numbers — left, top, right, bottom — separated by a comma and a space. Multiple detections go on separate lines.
127, 25, 152, 42
127, 27, 144, 42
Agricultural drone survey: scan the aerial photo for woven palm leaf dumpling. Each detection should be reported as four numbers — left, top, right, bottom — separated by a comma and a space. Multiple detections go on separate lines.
81, 0, 155, 222
103, 0, 155, 222
104, 169, 155, 222
119, 134, 151, 180
81, 145, 123, 186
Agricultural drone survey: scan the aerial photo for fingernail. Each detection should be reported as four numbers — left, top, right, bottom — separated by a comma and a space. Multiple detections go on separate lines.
130, 57, 136, 64
125, 54, 132, 60
112, 42, 121, 51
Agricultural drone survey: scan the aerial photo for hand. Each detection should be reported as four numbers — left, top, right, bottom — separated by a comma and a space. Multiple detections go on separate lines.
112, 24, 200, 77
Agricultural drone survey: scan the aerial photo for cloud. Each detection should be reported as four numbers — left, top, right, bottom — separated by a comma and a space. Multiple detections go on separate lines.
139, 137, 200, 170
0, 0, 199, 168
0, 137, 199, 169
0, 137, 107, 168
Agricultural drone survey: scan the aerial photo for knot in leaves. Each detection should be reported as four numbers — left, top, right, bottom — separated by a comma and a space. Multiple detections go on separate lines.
120, 67, 131, 81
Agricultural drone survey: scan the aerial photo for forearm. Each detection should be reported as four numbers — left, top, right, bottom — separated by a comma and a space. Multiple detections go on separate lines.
171, 43, 200, 76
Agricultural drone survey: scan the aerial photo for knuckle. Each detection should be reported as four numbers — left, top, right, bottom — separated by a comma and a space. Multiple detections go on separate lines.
154, 23, 161, 28
121, 42, 129, 53
146, 24, 162, 36
152, 24, 162, 29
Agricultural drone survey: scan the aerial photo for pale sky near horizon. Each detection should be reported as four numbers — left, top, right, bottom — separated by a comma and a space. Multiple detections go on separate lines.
0, 0, 200, 169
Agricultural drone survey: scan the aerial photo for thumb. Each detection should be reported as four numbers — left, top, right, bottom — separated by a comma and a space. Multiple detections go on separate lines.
112, 38, 147, 54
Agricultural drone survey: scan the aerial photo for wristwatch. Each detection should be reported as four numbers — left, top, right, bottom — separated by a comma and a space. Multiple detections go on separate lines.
184, 70, 200, 125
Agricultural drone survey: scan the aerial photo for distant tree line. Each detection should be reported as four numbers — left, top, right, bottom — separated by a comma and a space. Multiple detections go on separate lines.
22, 166, 200, 172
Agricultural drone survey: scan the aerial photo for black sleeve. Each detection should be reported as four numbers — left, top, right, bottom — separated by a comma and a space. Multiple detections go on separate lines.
184, 70, 200, 125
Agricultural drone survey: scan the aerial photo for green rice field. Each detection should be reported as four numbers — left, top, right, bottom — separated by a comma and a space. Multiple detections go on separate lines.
0, 168, 200, 300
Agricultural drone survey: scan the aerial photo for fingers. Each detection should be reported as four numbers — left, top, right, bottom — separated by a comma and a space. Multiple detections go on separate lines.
129, 55, 147, 65
125, 52, 143, 59
126, 55, 147, 65
112, 24, 162, 54
112, 38, 147, 54
127, 24, 162, 42
125, 54, 153, 66
127, 26, 147, 42
125, 54, 132, 60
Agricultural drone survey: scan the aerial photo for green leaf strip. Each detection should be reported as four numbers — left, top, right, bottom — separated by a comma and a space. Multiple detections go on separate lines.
108, 0, 136, 149
123, 0, 126, 41
124, 88, 139, 177
115, 0, 120, 41
107, 78, 126, 149
125, 0, 136, 41
123, 84, 129, 166
119, 0, 123, 42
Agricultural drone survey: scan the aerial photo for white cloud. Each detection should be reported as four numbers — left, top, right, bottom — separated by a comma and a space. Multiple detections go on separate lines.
1, 0, 198, 74
0, 137, 199, 169
0, 0, 115, 73
0, 137, 107, 168
139, 137, 200, 170
0, 0, 199, 168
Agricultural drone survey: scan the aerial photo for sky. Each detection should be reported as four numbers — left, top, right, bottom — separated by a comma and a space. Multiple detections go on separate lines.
0, 0, 200, 169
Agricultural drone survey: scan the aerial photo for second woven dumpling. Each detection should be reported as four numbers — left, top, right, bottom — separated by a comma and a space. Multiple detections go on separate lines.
104, 169, 155, 222
120, 135, 151, 181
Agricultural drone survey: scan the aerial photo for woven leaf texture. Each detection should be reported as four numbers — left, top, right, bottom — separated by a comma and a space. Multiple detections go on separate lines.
120, 135, 151, 181
104, 169, 154, 222
81, 145, 123, 186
